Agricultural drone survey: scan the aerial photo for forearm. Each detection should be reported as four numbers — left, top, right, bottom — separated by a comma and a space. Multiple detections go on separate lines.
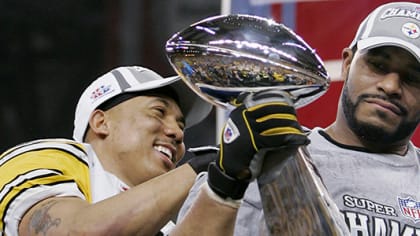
171, 182, 239, 236
89, 164, 196, 234
104, 164, 197, 234
19, 164, 197, 236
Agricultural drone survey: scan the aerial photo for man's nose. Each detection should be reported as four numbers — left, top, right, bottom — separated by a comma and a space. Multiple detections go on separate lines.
377, 72, 402, 97
164, 120, 184, 144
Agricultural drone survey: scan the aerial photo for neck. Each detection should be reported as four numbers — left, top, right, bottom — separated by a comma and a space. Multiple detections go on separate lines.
325, 122, 409, 156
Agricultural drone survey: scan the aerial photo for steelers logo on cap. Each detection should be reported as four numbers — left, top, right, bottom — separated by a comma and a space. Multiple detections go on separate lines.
402, 22, 420, 39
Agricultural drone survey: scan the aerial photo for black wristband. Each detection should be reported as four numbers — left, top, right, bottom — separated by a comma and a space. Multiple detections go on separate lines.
207, 162, 249, 200
184, 146, 218, 174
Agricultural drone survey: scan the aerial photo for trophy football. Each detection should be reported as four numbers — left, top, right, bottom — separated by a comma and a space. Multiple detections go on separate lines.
166, 14, 350, 235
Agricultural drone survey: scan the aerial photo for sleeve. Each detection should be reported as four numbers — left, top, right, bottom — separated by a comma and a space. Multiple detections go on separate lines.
234, 180, 266, 236
0, 139, 91, 236
176, 173, 266, 236
176, 172, 208, 222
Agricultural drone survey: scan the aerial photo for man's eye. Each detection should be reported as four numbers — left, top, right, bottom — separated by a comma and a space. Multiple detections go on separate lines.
178, 122, 185, 131
153, 107, 165, 116
367, 59, 388, 74
403, 72, 420, 86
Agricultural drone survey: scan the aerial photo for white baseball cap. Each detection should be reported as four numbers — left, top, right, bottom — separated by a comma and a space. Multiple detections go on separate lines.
73, 66, 213, 142
349, 1, 420, 62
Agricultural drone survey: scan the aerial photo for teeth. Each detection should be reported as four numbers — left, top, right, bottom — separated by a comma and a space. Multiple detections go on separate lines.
154, 146, 173, 161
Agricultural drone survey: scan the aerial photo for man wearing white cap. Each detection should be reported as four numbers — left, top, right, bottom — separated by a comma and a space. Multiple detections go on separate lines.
0, 66, 306, 235
178, 1, 420, 235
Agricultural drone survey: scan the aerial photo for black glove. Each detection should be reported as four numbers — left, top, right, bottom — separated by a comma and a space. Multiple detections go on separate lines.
208, 89, 309, 200
179, 146, 219, 174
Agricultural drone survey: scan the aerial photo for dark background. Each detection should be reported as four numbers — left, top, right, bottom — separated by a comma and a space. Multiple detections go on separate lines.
0, 0, 221, 153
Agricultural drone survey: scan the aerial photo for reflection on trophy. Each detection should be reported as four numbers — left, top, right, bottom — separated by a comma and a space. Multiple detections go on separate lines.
166, 14, 349, 235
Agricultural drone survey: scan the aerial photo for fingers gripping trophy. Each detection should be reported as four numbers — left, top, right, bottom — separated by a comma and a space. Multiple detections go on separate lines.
166, 14, 350, 235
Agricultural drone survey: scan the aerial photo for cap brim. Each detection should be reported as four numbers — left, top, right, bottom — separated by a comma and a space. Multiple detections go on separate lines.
357, 36, 420, 62
167, 76, 213, 128
101, 75, 212, 128
124, 75, 180, 93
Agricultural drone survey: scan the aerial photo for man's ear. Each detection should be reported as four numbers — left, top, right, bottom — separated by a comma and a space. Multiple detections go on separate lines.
88, 109, 110, 138
341, 48, 354, 82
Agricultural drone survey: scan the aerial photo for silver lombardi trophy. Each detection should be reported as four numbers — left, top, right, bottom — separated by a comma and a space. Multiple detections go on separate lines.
165, 14, 350, 235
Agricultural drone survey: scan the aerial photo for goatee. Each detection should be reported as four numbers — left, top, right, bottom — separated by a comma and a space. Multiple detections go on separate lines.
341, 84, 417, 144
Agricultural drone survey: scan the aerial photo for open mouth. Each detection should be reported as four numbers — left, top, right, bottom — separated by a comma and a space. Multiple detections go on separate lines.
154, 145, 174, 163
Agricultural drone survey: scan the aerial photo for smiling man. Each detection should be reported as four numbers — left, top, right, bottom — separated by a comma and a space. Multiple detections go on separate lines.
0, 65, 309, 236
0, 66, 215, 236
0, 65, 310, 235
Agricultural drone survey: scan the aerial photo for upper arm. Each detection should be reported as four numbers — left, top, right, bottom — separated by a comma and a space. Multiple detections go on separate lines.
0, 139, 90, 235
19, 197, 90, 236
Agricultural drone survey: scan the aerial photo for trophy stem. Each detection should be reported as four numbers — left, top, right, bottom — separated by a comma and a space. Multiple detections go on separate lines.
257, 146, 350, 235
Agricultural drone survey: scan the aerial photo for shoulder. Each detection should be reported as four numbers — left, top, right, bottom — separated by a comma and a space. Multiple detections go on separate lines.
0, 139, 92, 235
410, 142, 420, 155
0, 138, 91, 188
0, 138, 90, 167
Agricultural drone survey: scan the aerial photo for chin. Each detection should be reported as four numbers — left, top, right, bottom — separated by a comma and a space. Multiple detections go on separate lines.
354, 120, 411, 144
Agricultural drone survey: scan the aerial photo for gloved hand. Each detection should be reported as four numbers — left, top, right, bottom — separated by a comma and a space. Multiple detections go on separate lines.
208, 89, 309, 200
178, 146, 219, 174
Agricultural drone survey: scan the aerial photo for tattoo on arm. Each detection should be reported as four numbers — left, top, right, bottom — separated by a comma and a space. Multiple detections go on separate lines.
29, 200, 61, 235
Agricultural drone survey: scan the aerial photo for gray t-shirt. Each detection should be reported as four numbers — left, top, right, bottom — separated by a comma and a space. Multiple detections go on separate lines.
178, 127, 420, 235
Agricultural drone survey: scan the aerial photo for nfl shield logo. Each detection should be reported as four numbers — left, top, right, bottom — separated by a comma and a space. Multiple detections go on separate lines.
398, 196, 420, 223
223, 119, 240, 144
